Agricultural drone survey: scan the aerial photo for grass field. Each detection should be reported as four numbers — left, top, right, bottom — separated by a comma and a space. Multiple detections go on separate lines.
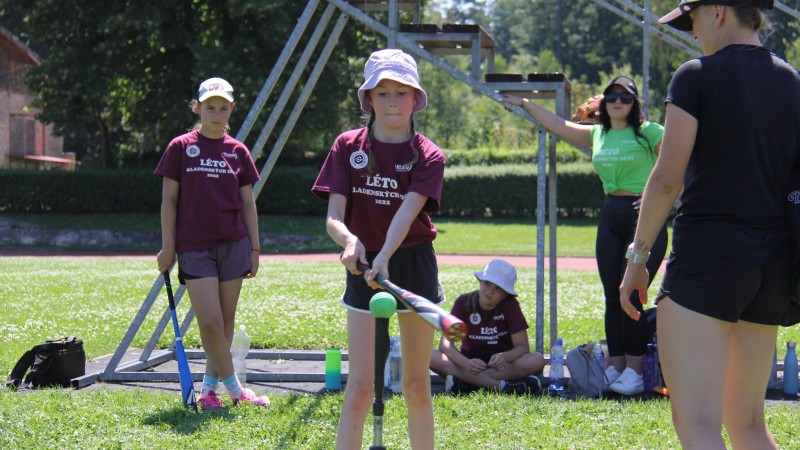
1, 219, 799, 449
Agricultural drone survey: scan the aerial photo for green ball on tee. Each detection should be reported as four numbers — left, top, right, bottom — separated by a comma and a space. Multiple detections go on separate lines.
369, 292, 397, 318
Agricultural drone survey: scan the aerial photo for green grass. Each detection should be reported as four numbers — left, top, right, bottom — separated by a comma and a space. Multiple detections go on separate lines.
1, 257, 800, 449
6, 213, 670, 256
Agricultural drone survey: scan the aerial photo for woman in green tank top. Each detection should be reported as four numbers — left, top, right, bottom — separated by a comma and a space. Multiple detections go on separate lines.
503, 77, 667, 396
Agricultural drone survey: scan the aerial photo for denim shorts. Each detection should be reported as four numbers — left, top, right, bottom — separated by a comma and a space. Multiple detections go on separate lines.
342, 241, 444, 313
655, 248, 792, 325
177, 236, 252, 284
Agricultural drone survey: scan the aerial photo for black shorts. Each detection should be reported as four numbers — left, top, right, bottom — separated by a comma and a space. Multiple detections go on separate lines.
655, 248, 792, 325
342, 241, 444, 313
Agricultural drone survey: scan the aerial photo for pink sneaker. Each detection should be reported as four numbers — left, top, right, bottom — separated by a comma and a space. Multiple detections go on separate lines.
233, 388, 270, 408
197, 390, 223, 411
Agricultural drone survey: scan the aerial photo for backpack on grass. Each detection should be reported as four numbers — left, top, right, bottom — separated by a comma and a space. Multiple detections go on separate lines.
6, 337, 85, 389
565, 342, 608, 398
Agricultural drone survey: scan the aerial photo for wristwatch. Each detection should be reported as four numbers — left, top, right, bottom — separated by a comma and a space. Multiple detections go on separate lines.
625, 243, 650, 264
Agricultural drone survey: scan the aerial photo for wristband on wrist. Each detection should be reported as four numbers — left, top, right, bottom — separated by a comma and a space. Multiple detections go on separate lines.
625, 243, 649, 264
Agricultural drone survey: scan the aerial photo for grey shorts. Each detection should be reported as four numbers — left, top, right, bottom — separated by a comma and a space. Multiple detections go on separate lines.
343, 241, 444, 313
655, 248, 792, 325
177, 236, 252, 284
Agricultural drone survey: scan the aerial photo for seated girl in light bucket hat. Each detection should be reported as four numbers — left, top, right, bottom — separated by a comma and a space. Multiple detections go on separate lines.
312, 48, 446, 449
430, 259, 545, 395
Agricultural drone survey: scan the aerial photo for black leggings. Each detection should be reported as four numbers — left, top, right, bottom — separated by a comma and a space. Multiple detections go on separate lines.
596, 196, 667, 358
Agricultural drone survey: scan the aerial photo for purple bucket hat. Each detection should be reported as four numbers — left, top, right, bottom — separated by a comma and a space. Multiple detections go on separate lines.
358, 49, 428, 113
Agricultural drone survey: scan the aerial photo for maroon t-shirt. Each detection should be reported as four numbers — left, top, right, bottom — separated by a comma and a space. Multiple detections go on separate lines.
450, 291, 529, 358
311, 128, 445, 251
154, 130, 260, 253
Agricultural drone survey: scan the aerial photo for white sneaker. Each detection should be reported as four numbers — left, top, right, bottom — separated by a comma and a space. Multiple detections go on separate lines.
608, 367, 644, 395
444, 375, 454, 393
605, 366, 621, 385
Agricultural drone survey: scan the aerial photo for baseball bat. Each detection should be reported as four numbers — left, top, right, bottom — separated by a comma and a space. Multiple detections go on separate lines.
357, 263, 467, 342
164, 272, 198, 411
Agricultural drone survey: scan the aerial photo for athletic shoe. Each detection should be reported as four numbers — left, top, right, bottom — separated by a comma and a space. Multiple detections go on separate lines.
605, 366, 621, 385
444, 375, 454, 393
608, 367, 644, 395
233, 388, 271, 407
198, 390, 223, 411
502, 376, 542, 395
525, 375, 544, 394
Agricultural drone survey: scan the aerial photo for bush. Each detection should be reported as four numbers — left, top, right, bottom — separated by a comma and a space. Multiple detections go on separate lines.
0, 163, 604, 218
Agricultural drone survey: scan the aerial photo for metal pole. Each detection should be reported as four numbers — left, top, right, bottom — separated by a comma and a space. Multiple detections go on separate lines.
643, 0, 651, 118
235, 0, 321, 143
388, 0, 398, 48
536, 128, 547, 353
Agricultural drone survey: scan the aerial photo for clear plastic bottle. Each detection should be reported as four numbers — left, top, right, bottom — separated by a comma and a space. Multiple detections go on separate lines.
593, 343, 605, 371
783, 341, 798, 396
549, 337, 566, 395
231, 325, 250, 387
642, 343, 658, 393
389, 336, 402, 393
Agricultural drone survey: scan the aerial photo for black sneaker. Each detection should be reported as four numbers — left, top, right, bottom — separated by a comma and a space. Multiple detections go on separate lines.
501, 378, 529, 395
502, 376, 543, 395
525, 375, 543, 395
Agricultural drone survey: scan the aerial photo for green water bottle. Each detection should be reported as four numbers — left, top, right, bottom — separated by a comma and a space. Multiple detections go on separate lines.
325, 348, 342, 391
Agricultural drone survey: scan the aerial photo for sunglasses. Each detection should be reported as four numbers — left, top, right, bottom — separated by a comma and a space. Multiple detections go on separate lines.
604, 93, 636, 104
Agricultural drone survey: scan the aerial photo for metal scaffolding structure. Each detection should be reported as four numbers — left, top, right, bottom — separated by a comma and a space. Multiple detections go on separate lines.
76, 0, 800, 388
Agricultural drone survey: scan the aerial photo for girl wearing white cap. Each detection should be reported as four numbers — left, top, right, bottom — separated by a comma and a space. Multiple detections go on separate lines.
502, 77, 667, 396
621, 1, 799, 447
155, 77, 269, 410
312, 49, 445, 449
430, 259, 545, 395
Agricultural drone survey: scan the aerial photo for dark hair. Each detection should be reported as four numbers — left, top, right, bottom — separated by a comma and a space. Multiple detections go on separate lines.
363, 111, 419, 175
465, 290, 480, 314
598, 94, 655, 157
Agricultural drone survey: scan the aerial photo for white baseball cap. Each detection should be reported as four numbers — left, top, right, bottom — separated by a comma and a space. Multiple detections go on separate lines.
474, 259, 518, 296
198, 77, 234, 103
358, 49, 428, 113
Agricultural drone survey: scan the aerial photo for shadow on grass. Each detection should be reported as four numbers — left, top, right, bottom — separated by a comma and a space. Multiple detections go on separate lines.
272, 393, 326, 448
141, 404, 235, 434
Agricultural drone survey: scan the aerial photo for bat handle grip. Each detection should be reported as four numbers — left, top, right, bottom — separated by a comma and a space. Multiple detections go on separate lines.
356, 262, 386, 284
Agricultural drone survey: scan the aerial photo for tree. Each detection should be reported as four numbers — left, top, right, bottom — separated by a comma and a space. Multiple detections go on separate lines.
1, 0, 367, 168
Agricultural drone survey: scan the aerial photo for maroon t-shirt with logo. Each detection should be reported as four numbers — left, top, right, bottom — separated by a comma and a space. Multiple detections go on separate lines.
311, 128, 445, 251
450, 291, 529, 358
155, 130, 260, 253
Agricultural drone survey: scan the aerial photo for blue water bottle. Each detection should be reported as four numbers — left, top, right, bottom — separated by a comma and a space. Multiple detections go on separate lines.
783, 341, 798, 396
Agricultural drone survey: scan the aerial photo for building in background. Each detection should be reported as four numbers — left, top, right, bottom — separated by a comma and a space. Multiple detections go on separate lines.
0, 24, 73, 171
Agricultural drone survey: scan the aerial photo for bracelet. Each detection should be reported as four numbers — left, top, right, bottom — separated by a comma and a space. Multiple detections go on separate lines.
251, 248, 260, 252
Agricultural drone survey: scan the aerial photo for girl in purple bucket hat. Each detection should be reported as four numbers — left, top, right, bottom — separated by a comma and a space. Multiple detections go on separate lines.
312, 48, 445, 449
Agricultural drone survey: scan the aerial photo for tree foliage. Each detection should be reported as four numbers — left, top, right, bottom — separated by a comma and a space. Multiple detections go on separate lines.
1, 0, 798, 167
1, 0, 367, 168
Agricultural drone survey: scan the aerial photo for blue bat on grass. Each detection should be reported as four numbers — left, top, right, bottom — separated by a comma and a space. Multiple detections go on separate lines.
164, 272, 198, 411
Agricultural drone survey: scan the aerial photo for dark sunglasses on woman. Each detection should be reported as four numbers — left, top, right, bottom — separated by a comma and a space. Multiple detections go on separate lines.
604, 93, 636, 104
